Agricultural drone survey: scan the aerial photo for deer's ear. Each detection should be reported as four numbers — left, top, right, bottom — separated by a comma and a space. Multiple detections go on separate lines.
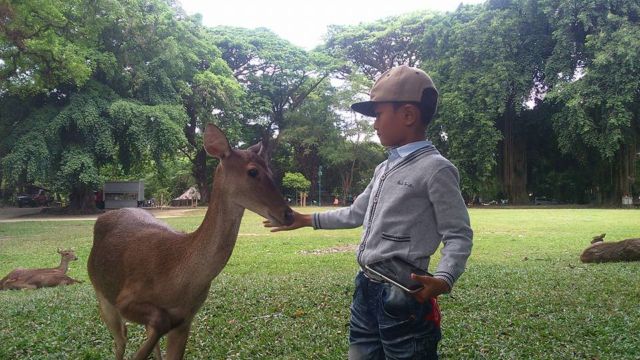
248, 141, 269, 162
57, 248, 62, 254
204, 124, 231, 159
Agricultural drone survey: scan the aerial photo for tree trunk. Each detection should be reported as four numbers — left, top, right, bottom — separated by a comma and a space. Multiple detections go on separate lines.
68, 186, 96, 213
340, 158, 356, 206
613, 142, 636, 206
500, 104, 529, 204
194, 148, 210, 203
183, 102, 211, 203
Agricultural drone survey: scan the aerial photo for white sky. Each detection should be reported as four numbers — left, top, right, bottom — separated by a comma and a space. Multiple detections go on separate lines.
178, 0, 486, 50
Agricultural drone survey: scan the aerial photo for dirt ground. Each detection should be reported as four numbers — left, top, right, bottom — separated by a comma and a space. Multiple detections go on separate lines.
0, 207, 204, 223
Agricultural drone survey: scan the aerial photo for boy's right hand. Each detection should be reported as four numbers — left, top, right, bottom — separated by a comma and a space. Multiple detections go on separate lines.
263, 210, 311, 232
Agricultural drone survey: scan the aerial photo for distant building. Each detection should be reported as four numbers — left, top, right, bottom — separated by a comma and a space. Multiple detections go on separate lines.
104, 181, 144, 209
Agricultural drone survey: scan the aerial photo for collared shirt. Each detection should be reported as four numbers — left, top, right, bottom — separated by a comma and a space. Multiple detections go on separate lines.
386, 140, 433, 168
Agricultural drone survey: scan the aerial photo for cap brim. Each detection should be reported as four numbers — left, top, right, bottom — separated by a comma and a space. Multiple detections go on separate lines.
351, 101, 376, 117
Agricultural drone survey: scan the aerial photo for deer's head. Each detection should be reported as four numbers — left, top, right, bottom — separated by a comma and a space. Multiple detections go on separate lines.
57, 249, 78, 261
204, 124, 294, 226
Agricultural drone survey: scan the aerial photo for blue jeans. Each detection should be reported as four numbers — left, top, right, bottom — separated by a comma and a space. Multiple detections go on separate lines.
349, 271, 441, 360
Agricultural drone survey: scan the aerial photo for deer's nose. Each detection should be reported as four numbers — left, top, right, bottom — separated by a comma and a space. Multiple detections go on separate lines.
284, 208, 294, 225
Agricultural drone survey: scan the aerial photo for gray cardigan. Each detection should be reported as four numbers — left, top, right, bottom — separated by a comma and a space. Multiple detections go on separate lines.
312, 146, 473, 289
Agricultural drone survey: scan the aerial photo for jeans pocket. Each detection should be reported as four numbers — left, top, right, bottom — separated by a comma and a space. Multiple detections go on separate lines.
380, 284, 417, 321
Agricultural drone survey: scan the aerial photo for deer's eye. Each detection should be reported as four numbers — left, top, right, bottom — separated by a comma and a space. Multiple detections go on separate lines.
248, 169, 259, 178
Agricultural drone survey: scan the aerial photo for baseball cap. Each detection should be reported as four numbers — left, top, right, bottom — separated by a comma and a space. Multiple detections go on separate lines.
351, 65, 438, 117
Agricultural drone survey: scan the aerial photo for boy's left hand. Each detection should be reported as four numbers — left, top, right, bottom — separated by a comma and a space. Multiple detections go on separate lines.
410, 274, 451, 303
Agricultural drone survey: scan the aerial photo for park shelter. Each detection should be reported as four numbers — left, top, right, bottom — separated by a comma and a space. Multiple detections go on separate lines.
103, 181, 145, 209
171, 186, 201, 207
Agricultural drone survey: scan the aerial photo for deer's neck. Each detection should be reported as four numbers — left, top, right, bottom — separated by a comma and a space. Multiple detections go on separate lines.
57, 258, 70, 273
189, 179, 244, 280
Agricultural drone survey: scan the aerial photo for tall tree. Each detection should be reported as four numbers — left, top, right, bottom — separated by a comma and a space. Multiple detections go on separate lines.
419, 0, 554, 203
210, 27, 335, 148
543, 0, 640, 204
97, 2, 241, 201
1, 0, 236, 208
0, 0, 116, 97
278, 82, 342, 201
324, 11, 434, 79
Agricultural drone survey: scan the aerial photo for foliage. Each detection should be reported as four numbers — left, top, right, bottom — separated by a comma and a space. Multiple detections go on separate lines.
1, 80, 187, 209
324, 11, 436, 79
281, 172, 310, 193
543, 0, 640, 202
0, 0, 238, 208
545, 5, 640, 159
211, 26, 337, 142
1, 209, 639, 358
420, 1, 554, 202
0, 0, 116, 96
2, 0, 640, 205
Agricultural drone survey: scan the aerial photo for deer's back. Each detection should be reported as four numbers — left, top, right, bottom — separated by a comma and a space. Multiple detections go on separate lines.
88, 208, 190, 302
581, 238, 640, 263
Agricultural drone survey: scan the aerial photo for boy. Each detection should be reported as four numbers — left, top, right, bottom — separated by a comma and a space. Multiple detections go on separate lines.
265, 65, 473, 359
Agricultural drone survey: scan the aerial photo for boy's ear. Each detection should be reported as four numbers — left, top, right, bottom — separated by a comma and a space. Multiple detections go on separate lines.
401, 104, 421, 126
203, 124, 231, 159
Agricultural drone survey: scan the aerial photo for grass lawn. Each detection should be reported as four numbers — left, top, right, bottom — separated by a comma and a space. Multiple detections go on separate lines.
1, 207, 639, 359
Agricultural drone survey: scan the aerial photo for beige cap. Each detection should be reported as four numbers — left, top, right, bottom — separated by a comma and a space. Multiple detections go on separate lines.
351, 65, 438, 117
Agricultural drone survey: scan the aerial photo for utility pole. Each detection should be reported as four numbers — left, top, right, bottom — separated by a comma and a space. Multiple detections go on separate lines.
318, 165, 323, 206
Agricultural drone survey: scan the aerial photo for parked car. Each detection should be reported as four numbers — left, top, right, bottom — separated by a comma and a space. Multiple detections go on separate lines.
16, 189, 51, 207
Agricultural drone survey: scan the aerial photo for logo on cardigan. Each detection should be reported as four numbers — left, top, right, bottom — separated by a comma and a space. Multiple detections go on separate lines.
396, 180, 414, 188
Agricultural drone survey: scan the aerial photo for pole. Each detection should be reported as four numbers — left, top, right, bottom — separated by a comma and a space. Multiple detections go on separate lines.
318, 165, 323, 207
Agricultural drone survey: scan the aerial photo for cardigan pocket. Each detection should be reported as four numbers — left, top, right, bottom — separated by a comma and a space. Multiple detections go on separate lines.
381, 232, 411, 242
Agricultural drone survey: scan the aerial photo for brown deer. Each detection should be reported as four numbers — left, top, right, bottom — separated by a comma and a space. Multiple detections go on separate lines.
1, 271, 82, 290
0, 249, 78, 290
87, 124, 294, 360
580, 233, 640, 263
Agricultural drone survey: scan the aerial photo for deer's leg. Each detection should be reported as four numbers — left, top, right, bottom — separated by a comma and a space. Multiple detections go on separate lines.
122, 303, 172, 360
145, 325, 163, 360
153, 344, 162, 360
97, 297, 127, 360
165, 319, 193, 360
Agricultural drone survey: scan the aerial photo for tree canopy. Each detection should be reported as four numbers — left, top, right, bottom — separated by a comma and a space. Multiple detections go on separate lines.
1, 0, 638, 208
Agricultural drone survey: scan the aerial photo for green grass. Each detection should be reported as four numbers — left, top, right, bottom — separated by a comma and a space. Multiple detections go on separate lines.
1, 208, 639, 359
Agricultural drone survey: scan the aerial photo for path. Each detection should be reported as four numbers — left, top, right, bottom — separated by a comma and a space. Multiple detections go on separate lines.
0, 207, 205, 223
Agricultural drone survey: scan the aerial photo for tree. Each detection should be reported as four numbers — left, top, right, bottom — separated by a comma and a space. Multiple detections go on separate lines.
1, 0, 234, 209
282, 172, 310, 204
0, 0, 116, 97
543, 0, 640, 204
324, 11, 435, 79
420, 0, 555, 203
1, 81, 188, 211
210, 27, 335, 147
278, 82, 343, 201
96, 2, 242, 202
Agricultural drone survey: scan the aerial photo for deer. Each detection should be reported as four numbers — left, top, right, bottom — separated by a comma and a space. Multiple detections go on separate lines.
87, 124, 294, 360
580, 233, 640, 263
0, 249, 78, 290
1, 271, 82, 290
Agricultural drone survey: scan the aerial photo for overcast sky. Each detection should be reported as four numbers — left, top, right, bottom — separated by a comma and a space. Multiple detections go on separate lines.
178, 0, 486, 49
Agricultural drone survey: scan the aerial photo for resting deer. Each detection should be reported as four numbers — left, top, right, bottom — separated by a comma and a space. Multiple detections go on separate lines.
1, 271, 82, 290
87, 124, 294, 360
0, 249, 78, 290
580, 233, 640, 263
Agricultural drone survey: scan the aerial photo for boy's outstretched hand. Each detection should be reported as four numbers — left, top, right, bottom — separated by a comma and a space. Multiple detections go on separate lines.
410, 274, 451, 303
263, 210, 311, 232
